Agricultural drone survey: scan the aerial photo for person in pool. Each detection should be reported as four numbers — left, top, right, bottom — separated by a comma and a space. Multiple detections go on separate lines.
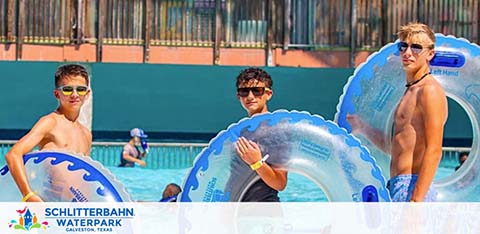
455, 152, 469, 171
118, 128, 149, 167
160, 183, 182, 202
5, 64, 92, 202
348, 22, 448, 202
234, 67, 288, 202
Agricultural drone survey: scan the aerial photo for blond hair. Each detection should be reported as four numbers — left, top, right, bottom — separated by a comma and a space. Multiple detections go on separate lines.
398, 22, 435, 46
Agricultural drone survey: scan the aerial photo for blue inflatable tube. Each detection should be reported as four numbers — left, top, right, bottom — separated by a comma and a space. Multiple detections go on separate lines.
336, 34, 480, 201
180, 110, 390, 202
0, 151, 131, 202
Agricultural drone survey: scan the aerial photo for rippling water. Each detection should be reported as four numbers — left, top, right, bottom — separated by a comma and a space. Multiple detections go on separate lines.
109, 165, 456, 202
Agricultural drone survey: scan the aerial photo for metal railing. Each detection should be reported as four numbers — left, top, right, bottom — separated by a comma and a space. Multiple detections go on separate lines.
223, 0, 267, 48
0, 140, 470, 170
439, 146, 471, 168
1, 0, 479, 62
149, 0, 216, 46
101, 0, 144, 45
91, 141, 207, 169
0, 140, 207, 169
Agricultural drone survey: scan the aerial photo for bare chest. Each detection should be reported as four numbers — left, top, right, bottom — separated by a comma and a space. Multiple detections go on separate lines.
48, 124, 90, 154
394, 90, 423, 131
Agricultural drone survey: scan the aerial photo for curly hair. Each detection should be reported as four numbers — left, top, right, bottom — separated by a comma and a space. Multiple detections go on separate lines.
54, 64, 89, 88
236, 67, 273, 88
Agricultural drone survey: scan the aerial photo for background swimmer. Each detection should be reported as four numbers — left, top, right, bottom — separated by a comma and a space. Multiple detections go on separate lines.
455, 152, 469, 171
118, 128, 149, 167
5, 64, 92, 202
160, 183, 182, 202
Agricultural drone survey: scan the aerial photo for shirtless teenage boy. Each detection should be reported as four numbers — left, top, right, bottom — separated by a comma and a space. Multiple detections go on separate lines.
348, 23, 447, 202
5, 64, 92, 202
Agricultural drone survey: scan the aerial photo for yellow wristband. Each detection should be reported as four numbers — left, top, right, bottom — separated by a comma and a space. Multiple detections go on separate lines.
249, 154, 270, 171
22, 191, 36, 202
410, 199, 416, 202
250, 160, 263, 171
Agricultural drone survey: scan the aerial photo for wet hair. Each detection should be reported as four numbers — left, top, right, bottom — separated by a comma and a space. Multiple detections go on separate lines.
162, 183, 182, 199
398, 22, 435, 47
55, 64, 89, 88
458, 151, 469, 161
236, 67, 273, 88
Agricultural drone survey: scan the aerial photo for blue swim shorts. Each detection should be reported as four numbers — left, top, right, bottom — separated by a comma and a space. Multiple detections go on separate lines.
387, 174, 437, 202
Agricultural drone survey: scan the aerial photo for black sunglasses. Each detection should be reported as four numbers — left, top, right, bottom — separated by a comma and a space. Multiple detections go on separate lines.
237, 87, 271, 97
397, 41, 433, 54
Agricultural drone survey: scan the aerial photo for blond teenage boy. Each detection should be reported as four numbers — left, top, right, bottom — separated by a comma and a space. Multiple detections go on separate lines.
348, 23, 447, 202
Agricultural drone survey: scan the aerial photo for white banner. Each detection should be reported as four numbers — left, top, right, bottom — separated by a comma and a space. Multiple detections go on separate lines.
0, 202, 479, 234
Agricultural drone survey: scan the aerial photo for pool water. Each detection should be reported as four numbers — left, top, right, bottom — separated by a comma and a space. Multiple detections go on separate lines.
108, 165, 456, 202
108, 166, 189, 202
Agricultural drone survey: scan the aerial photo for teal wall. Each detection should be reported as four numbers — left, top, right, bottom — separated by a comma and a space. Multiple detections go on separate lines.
91, 63, 351, 134
1, 62, 60, 129
0, 61, 472, 143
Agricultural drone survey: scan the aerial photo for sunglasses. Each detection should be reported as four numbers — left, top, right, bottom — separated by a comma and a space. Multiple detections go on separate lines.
57, 85, 89, 96
237, 87, 271, 97
397, 41, 433, 54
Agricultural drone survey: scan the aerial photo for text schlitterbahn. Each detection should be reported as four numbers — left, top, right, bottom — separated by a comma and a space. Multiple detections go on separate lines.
45, 207, 134, 233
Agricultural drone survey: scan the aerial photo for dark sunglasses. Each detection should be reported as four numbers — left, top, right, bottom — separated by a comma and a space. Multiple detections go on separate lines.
237, 87, 271, 97
57, 85, 89, 96
397, 41, 433, 54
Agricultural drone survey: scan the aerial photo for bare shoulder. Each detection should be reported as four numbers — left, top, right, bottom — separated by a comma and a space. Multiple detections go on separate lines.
33, 112, 58, 132
15, 112, 58, 147
418, 79, 448, 118
82, 125, 92, 139
420, 79, 446, 101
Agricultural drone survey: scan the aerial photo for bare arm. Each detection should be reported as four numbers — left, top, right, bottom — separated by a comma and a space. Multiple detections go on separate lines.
235, 137, 287, 191
411, 86, 447, 201
5, 116, 56, 202
347, 114, 390, 154
85, 130, 92, 156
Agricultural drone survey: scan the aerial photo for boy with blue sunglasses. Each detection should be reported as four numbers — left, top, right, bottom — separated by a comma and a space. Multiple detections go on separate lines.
348, 23, 447, 202
6, 64, 92, 202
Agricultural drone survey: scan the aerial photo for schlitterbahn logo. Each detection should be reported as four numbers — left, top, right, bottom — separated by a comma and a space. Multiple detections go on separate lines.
8, 206, 49, 231
45, 207, 135, 233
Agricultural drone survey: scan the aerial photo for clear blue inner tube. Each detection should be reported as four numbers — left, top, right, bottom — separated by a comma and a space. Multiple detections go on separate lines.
181, 110, 390, 202
336, 34, 480, 201
0, 151, 131, 202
